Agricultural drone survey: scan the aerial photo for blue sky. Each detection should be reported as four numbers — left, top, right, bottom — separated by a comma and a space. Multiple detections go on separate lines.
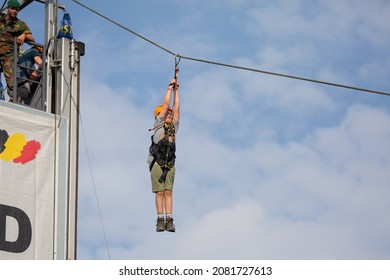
15, 0, 390, 259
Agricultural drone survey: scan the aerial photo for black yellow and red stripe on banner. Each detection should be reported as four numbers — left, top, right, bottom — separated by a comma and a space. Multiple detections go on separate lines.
0, 129, 41, 164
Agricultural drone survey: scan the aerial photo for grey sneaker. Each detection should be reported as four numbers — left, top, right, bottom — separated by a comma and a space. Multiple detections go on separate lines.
156, 217, 165, 232
165, 217, 176, 232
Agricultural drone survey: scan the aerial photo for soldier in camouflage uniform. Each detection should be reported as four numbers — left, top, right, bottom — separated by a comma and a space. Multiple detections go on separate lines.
0, 0, 35, 102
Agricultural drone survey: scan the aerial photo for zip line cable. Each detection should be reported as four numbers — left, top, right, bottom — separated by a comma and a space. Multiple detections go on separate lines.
178, 55, 390, 97
72, 0, 390, 97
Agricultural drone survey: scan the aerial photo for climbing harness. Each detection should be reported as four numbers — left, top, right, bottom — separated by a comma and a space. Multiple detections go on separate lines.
149, 122, 176, 183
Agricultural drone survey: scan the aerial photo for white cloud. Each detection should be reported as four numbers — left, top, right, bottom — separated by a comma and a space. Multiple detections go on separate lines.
18, 0, 389, 260
76, 92, 390, 259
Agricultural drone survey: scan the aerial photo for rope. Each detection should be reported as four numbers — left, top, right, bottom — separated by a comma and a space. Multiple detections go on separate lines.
72, 0, 389, 97
79, 112, 112, 260
55, 55, 111, 259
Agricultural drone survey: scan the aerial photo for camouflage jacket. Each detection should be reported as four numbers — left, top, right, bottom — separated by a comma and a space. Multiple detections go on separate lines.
0, 13, 32, 56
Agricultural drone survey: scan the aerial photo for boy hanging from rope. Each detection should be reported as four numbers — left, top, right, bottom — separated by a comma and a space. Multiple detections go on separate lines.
147, 65, 180, 232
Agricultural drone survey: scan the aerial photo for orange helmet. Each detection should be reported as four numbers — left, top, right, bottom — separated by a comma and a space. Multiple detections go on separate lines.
154, 105, 163, 117
154, 105, 172, 117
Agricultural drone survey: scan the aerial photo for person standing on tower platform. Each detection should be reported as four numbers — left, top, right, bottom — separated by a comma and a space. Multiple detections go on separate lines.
0, 0, 35, 102
16, 44, 43, 104
147, 77, 180, 232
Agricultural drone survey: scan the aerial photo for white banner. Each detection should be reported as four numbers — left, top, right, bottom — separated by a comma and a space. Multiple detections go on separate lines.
0, 104, 56, 259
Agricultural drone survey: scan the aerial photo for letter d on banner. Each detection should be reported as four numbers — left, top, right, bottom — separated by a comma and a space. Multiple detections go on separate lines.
0, 204, 32, 253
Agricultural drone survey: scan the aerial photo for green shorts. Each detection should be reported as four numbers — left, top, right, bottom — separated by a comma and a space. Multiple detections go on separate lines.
151, 164, 176, 193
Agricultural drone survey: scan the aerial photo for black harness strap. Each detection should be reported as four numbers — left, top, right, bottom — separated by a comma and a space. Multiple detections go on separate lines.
149, 123, 176, 183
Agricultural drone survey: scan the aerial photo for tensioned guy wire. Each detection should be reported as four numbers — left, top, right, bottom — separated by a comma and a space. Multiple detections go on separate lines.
72, 0, 390, 97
